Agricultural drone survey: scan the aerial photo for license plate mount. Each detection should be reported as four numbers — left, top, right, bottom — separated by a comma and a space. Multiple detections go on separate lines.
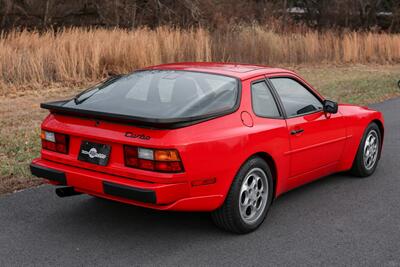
78, 141, 111, 166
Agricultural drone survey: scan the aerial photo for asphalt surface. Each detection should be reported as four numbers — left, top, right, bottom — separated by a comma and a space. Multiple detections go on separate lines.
1, 98, 400, 267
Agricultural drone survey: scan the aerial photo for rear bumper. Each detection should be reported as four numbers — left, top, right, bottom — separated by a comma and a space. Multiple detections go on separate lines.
30, 164, 67, 185
30, 158, 223, 211
103, 181, 156, 204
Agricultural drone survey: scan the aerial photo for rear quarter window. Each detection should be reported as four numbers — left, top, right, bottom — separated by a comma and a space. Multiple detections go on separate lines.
251, 81, 280, 118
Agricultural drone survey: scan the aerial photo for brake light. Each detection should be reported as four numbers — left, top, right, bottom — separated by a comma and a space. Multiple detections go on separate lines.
124, 146, 183, 173
41, 130, 69, 154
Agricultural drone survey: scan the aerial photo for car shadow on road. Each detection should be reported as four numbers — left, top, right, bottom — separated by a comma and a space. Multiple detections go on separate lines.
40, 172, 359, 239
25, 169, 379, 265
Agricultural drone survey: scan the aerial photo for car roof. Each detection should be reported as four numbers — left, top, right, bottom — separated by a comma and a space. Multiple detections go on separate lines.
144, 62, 295, 80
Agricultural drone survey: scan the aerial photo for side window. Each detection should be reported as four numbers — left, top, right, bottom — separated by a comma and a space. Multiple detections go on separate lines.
251, 81, 280, 118
270, 78, 323, 117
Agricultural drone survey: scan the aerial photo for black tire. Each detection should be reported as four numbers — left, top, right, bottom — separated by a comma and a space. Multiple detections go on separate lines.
211, 157, 274, 234
351, 122, 381, 177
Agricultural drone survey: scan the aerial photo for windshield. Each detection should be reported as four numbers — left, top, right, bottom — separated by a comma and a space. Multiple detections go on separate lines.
62, 70, 239, 120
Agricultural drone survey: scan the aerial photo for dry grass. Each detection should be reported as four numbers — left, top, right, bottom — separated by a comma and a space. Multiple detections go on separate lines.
1, 27, 400, 95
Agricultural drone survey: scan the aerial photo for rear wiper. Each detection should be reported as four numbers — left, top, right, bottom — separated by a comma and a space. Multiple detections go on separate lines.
74, 74, 124, 104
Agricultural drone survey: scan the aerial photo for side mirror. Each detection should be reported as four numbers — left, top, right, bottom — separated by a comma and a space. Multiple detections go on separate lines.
323, 100, 338, 114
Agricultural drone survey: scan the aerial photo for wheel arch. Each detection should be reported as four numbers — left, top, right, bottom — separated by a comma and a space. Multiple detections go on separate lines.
372, 119, 384, 140
371, 119, 384, 159
249, 152, 278, 199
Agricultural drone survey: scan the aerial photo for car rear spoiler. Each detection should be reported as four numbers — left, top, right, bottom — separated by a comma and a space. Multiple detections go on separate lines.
40, 100, 226, 129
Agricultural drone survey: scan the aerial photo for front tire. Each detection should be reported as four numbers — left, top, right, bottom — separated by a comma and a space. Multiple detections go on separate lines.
211, 157, 274, 234
351, 122, 381, 177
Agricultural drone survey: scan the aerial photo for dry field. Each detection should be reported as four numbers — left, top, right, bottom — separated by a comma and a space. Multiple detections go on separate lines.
1, 27, 400, 94
0, 27, 399, 194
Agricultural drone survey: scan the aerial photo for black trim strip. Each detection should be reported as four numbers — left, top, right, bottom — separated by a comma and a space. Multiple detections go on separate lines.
250, 78, 284, 119
103, 181, 157, 204
30, 163, 67, 185
41, 102, 237, 129
265, 78, 288, 119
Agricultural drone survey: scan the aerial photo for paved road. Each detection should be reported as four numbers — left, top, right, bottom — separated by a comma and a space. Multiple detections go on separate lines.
1, 98, 399, 266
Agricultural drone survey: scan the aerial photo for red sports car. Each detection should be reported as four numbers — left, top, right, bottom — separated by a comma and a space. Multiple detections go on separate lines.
31, 63, 384, 233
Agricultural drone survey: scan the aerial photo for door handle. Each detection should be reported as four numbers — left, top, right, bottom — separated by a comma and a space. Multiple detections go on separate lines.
290, 129, 304, 135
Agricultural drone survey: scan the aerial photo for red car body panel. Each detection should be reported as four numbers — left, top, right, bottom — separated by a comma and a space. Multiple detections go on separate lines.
31, 63, 384, 211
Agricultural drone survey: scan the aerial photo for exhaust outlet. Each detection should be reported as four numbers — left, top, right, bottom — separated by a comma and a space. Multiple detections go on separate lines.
55, 187, 82, 198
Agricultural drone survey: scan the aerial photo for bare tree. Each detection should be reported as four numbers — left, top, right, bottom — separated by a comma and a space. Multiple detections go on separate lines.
43, 0, 51, 27
0, 0, 398, 32
1, 0, 13, 28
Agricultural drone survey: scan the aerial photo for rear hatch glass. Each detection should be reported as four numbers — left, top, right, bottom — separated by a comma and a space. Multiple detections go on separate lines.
43, 70, 239, 127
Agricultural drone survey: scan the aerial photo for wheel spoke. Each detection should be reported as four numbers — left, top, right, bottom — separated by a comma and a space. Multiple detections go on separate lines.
366, 136, 371, 146
240, 192, 248, 206
250, 178, 257, 189
256, 197, 263, 210
371, 136, 376, 145
242, 183, 249, 192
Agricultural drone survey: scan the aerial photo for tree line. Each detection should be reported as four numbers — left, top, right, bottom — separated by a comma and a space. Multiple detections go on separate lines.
1, 0, 399, 32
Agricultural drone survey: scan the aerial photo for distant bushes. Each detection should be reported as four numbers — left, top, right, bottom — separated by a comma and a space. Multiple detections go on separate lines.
0, 26, 399, 91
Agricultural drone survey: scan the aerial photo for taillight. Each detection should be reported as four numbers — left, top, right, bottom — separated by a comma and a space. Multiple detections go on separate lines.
41, 130, 69, 154
124, 146, 183, 173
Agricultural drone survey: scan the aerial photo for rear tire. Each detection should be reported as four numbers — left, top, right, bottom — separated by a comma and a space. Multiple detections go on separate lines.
211, 157, 274, 234
351, 122, 381, 177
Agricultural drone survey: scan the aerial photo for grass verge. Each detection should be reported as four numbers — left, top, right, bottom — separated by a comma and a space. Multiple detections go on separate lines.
0, 64, 399, 195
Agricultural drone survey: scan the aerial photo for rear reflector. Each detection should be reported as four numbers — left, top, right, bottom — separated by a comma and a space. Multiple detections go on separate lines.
41, 130, 69, 154
138, 159, 155, 170
191, 177, 217, 187
155, 161, 182, 172
124, 146, 183, 173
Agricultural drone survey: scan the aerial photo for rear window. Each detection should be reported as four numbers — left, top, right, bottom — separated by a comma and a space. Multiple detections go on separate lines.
63, 70, 239, 120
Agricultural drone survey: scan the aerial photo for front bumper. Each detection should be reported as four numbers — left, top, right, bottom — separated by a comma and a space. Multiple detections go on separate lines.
30, 158, 223, 211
